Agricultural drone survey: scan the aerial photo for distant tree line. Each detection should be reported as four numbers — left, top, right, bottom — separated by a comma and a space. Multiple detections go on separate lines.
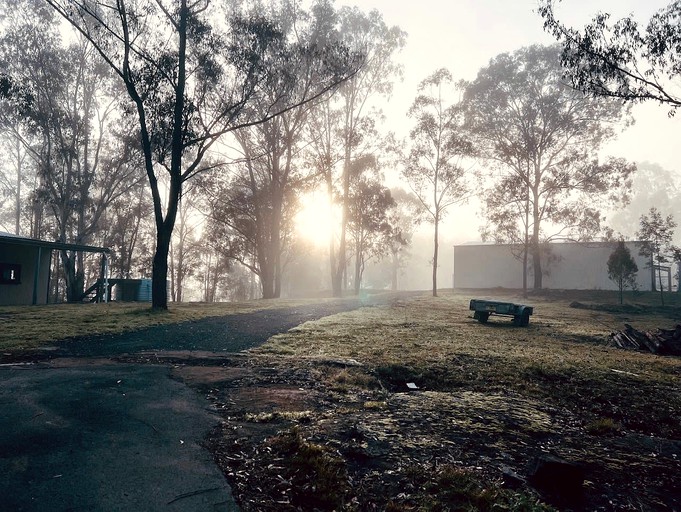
3, 0, 679, 306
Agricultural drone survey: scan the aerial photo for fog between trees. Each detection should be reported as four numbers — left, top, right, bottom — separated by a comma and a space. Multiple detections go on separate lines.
0, 0, 678, 304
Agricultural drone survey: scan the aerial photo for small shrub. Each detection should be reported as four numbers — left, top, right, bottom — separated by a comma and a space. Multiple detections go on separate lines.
244, 411, 311, 423
325, 368, 378, 392
363, 401, 387, 410
585, 417, 622, 436
392, 464, 553, 511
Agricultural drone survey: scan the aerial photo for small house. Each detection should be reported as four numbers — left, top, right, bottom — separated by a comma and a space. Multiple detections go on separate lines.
0, 232, 110, 306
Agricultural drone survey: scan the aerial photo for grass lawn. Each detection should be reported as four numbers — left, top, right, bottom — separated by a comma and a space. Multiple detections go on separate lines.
234, 289, 681, 510
256, 290, 681, 439
0, 297, 335, 351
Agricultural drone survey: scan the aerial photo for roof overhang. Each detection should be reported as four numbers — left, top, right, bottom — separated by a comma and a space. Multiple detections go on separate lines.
0, 234, 110, 254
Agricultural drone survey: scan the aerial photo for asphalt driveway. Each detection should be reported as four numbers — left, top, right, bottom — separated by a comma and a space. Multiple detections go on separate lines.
0, 363, 233, 511
0, 298, 394, 511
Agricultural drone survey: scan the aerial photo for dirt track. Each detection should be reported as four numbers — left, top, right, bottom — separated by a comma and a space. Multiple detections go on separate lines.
0, 297, 391, 511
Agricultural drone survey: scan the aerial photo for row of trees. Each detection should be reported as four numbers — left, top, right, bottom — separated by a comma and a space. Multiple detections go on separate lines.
2, 0, 678, 306
0, 0, 413, 306
540, 0, 681, 301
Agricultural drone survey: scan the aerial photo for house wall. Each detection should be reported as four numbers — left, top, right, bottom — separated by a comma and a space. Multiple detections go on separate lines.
453, 242, 653, 291
0, 243, 52, 305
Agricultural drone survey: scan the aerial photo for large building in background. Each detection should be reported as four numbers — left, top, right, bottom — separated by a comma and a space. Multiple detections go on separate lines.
452, 241, 664, 292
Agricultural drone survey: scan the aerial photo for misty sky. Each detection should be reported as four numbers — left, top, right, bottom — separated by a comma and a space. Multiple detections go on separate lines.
331, 0, 680, 245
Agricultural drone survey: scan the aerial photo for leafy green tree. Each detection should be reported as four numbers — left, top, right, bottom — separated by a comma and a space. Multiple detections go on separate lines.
385, 188, 420, 291
539, 1, 681, 113
99, 178, 152, 280
43, 0, 357, 309
606, 162, 681, 239
464, 45, 635, 292
225, 1, 342, 299
0, 4, 143, 301
607, 240, 639, 304
403, 68, 472, 297
637, 207, 676, 305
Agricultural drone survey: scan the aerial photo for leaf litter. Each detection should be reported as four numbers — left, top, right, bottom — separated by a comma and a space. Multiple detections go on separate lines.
196, 292, 681, 511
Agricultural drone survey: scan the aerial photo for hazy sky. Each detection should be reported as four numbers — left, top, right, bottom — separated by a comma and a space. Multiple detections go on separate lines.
330, 0, 680, 244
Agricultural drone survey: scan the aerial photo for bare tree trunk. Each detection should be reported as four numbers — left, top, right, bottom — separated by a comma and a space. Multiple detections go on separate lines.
522, 248, 528, 297
326, 173, 342, 296
169, 242, 176, 302
432, 216, 439, 297
274, 250, 282, 298
354, 249, 362, 295
210, 254, 220, 302
174, 204, 188, 303
336, 150, 351, 298
61, 250, 85, 302
14, 137, 22, 235
532, 247, 542, 290
531, 198, 542, 290
658, 260, 665, 306
523, 196, 529, 297
391, 251, 398, 291
152, 224, 173, 309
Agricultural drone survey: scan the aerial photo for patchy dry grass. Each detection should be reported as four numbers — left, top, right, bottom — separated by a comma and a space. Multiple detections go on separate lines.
5, 288, 680, 509
234, 290, 681, 510
256, 292, 681, 438
0, 298, 333, 351
258, 292, 680, 387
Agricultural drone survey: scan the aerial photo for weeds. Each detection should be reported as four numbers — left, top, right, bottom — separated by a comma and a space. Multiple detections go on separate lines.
266, 427, 349, 509
258, 291, 681, 440
324, 368, 378, 392
244, 411, 311, 423
388, 464, 553, 511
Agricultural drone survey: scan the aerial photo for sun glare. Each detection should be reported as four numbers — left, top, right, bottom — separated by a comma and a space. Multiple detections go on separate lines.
295, 191, 337, 248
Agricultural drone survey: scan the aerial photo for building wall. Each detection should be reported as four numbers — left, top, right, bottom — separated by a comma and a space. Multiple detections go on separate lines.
453, 242, 653, 291
0, 243, 52, 305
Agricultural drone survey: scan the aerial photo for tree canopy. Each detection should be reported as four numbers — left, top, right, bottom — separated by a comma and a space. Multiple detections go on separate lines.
637, 207, 677, 304
607, 240, 639, 304
403, 68, 471, 297
539, 0, 681, 113
464, 44, 635, 291
39, 0, 359, 308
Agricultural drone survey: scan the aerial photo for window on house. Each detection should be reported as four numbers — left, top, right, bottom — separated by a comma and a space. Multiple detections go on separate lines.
0, 263, 21, 284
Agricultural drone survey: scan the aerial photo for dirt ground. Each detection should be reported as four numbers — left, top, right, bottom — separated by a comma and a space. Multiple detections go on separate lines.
181, 291, 681, 511
4, 290, 680, 511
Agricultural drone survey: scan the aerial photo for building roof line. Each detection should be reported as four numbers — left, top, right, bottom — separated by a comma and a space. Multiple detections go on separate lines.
0, 234, 110, 254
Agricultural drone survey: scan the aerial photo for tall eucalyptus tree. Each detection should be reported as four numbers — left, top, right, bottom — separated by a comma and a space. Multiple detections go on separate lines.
306, 5, 405, 296
465, 45, 635, 291
403, 69, 472, 297
0, 2, 141, 300
43, 0, 358, 308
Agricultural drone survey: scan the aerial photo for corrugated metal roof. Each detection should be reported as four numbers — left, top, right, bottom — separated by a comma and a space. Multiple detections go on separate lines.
0, 232, 110, 254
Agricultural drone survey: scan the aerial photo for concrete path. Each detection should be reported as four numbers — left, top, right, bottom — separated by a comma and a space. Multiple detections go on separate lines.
0, 298, 402, 511
0, 363, 236, 511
